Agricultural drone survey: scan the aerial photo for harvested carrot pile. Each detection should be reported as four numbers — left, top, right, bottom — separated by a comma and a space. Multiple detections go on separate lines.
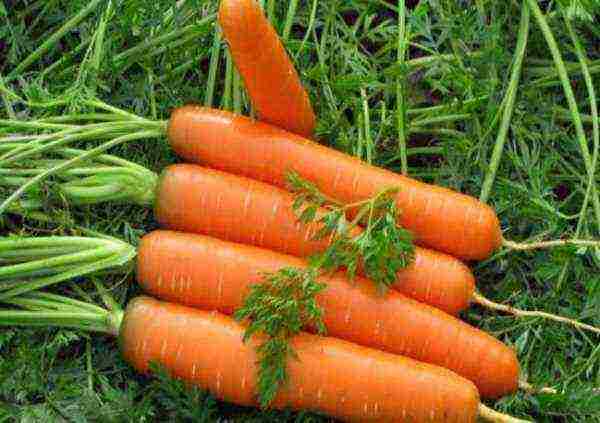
0, 0, 598, 421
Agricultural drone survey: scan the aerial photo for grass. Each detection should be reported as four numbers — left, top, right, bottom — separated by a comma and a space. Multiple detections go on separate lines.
1, 0, 599, 420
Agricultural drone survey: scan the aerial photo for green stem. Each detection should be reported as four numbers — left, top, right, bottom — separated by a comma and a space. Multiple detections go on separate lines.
37, 114, 131, 124
84, 99, 151, 121
406, 146, 444, 156
233, 69, 243, 114
410, 113, 471, 127
157, 58, 197, 84
408, 127, 465, 138
479, 3, 530, 203
360, 88, 373, 164
27, 292, 109, 314
0, 120, 76, 131
40, 38, 92, 79
0, 311, 115, 334
8, 0, 104, 79
0, 120, 159, 165
0, 128, 162, 215
0, 237, 112, 251
222, 53, 234, 110
527, 0, 600, 233
204, 28, 222, 107
0, 76, 16, 119
113, 17, 214, 64
0, 152, 158, 209
294, 0, 318, 58
282, 0, 299, 42
0, 247, 117, 280
406, 96, 489, 116
565, 17, 600, 234
396, 0, 408, 175
0, 244, 135, 300
0, 246, 92, 261
555, 15, 600, 289
267, 0, 276, 21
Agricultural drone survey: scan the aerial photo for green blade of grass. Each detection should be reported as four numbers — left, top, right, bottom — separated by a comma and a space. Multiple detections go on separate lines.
479, 3, 530, 203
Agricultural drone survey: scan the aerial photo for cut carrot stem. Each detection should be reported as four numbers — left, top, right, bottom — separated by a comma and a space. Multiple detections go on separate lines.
472, 292, 600, 335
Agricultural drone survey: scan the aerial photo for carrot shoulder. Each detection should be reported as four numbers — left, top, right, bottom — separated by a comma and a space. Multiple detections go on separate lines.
120, 296, 480, 421
137, 230, 519, 398
167, 106, 502, 261
155, 163, 475, 315
218, 0, 316, 138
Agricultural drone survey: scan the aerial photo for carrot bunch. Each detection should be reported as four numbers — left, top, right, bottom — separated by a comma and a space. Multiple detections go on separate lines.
0, 1, 538, 421
128, 0, 523, 420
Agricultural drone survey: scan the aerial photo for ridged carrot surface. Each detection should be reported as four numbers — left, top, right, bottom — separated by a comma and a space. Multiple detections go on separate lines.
120, 296, 480, 421
155, 164, 475, 315
167, 106, 503, 261
218, 0, 316, 138
137, 230, 519, 398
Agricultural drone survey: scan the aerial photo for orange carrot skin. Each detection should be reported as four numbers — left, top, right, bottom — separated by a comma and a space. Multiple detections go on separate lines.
137, 230, 519, 398
155, 164, 475, 315
167, 106, 502, 261
218, 0, 316, 138
120, 296, 480, 421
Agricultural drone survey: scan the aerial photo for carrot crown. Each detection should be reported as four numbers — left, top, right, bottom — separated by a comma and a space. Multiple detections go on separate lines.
0, 102, 166, 216
0, 144, 159, 215
0, 291, 123, 337
0, 234, 136, 300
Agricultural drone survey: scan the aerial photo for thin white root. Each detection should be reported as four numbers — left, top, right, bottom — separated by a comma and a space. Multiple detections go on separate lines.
478, 404, 532, 423
503, 237, 600, 251
518, 380, 558, 395
472, 292, 600, 336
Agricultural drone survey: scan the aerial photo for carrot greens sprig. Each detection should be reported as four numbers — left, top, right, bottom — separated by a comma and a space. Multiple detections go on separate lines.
287, 171, 415, 292
234, 267, 326, 408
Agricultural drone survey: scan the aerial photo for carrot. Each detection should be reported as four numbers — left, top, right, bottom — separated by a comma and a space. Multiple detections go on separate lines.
167, 106, 503, 261
137, 230, 520, 398
121, 296, 481, 421
155, 163, 475, 315
218, 0, 316, 138
2, 293, 527, 422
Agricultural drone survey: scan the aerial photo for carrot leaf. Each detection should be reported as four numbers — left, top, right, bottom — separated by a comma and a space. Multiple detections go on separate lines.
234, 267, 326, 408
287, 171, 415, 292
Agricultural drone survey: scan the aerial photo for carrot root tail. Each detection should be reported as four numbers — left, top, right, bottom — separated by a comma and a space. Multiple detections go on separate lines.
518, 380, 558, 395
472, 291, 600, 336
478, 404, 532, 423
503, 237, 600, 251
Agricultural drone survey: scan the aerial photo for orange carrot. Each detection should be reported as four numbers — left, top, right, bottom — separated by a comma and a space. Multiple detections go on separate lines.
137, 230, 519, 398
121, 296, 481, 421
155, 164, 475, 315
218, 0, 316, 138
167, 106, 502, 261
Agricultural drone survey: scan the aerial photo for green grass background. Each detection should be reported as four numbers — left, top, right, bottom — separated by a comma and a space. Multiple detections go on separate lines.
1, 0, 599, 421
